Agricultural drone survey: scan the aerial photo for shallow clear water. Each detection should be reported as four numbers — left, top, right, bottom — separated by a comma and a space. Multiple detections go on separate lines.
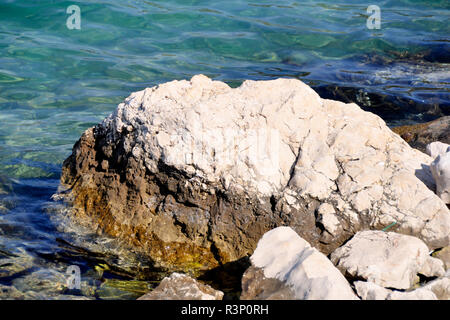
0, 0, 449, 299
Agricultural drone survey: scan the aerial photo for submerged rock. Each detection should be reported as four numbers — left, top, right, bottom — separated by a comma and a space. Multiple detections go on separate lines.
138, 273, 223, 300
0, 247, 34, 279
0, 283, 94, 300
12, 269, 68, 295
240, 227, 358, 300
330, 231, 445, 290
96, 279, 152, 300
0, 284, 26, 300
0, 176, 13, 214
392, 116, 450, 153
0, 175, 10, 195
58, 75, 450, 273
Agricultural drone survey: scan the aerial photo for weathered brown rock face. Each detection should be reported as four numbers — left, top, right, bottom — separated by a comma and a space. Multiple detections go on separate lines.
59, 75, 449, 274
60, 125, 323, 273
392, 116, 450, 153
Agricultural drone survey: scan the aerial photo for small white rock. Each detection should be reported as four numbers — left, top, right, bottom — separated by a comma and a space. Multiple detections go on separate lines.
430, 152, 450, 204
331, 231, 445, 290
247, 227, 359, 300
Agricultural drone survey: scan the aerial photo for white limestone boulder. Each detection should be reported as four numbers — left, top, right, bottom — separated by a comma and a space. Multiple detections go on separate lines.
240, 227, 359, 300
354, 281, 438, 300
330, 230, 445, 290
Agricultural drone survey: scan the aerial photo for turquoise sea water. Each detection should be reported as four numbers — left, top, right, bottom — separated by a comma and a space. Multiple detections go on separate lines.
0, 0, 449, 299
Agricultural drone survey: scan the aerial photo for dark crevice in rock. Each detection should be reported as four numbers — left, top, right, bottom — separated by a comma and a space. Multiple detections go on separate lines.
341, 271, 367, 285
270, 195, 277, 213
417, 273, 439, 285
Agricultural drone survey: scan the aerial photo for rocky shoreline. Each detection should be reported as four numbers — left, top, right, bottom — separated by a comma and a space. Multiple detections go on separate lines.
56, 75, 450, 299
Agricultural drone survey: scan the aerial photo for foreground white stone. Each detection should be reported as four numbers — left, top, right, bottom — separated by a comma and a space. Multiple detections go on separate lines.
330, 231, 445, 290
241, 227, 359, 300
101, 75, 449, 248
138, 273, 223, 300
354, 281, 438, 300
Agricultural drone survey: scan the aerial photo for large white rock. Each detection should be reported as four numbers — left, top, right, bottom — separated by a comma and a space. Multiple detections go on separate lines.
99, 75, 449, 248
240, 227, 359, 300
60, 75, 450, 272
330, 231, 445, 290
354, 281, 438, 300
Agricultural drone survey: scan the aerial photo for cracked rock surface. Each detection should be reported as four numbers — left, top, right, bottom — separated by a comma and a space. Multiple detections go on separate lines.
59, 75, 450, 272
330, 230, 445, 290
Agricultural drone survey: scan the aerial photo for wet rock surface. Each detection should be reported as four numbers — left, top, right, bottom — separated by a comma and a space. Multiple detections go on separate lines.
392, 116, 450, 153
427, 142, 450, 204
58, 75, 450, 274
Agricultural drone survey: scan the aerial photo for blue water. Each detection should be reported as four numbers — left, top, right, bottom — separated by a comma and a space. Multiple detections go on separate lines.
0, 0, 449, 299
